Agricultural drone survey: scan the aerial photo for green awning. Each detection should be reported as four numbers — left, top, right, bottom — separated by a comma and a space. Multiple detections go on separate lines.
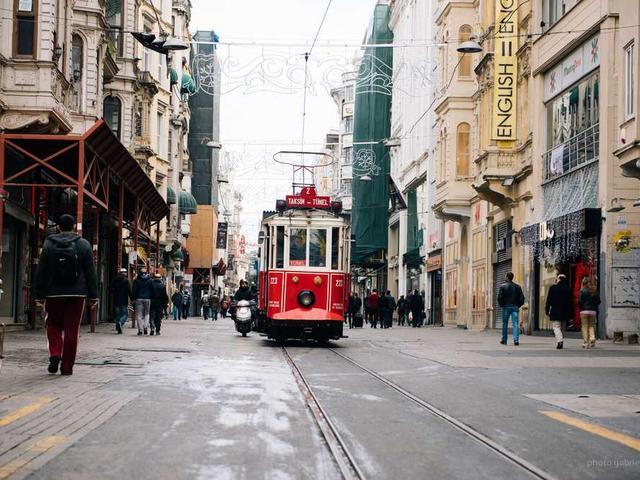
181, 72, 196, 95
169, 68, 179, 86
407, 189, 418, 251
178, 190, 197, 214
403, 247, 423, 267
167, 186, 176, 205
351, 3, 393, 267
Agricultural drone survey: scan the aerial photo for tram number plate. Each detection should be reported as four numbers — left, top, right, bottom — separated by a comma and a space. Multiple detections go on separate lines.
335, 279, 343, 287
270, 277, 279, 285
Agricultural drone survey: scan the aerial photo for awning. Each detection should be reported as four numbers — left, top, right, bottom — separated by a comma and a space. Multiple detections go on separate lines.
520, 208, 602, 246
181, 72, 196, 95
167, 186, 176, 205
83, 120, 169, 221
178, 190, 198, 214
403, 247, 424, 267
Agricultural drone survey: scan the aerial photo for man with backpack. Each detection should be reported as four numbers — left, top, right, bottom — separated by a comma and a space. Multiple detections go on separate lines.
34, 214, 98, 376
171, 288, 182, 320
110, 268, 131, 334
498, 272, 526, 346
132, 267, 154, 335
149, 273, 168, 336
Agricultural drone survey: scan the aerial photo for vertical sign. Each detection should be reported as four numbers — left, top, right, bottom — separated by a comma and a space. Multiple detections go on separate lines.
216, 222, 228, 249
492, 0, 518, 143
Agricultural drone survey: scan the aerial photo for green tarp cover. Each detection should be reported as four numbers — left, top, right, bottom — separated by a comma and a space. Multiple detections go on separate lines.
351, 3, 393, 266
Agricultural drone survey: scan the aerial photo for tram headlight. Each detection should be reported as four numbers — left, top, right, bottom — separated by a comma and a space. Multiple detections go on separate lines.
297, 290, 315, 308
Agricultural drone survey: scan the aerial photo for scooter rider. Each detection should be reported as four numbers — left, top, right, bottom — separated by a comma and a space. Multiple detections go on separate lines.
234, 280, 253, 302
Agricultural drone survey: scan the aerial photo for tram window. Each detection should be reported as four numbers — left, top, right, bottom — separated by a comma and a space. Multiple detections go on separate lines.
289, 228, 307, 266
275, 226, 284, 268
331, 227, 340, 270
309, 229, 327, 267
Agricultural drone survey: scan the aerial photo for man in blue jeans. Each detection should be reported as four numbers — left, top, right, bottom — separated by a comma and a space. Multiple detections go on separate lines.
497, 272, 525, 346
110, 268, 131, 334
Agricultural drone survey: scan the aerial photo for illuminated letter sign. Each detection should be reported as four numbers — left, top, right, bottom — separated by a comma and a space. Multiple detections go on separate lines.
492, 0, 518, 143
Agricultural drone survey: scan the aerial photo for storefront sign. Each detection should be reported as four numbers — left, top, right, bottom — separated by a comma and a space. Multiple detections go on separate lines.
426, 254, 442, 272
544, 35, 600, 101
492, 0, 518, 142
538, 221, 555, 241
216, 222, 228, 249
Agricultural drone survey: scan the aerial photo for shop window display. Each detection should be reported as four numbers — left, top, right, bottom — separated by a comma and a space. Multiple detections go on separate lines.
545, 73, 599, 180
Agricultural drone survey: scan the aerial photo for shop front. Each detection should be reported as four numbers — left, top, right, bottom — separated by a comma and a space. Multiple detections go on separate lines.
521, 208, 602, 333
426, 253, 442, 326
492, 221, 512, 329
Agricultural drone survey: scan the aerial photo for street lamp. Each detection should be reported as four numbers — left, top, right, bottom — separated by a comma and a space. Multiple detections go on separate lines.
457, 40, 483, 54
206, 140, 222, 150
360, 175, 373, 182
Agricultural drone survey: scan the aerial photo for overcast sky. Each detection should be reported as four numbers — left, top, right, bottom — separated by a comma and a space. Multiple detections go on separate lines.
190, 0, 377, 241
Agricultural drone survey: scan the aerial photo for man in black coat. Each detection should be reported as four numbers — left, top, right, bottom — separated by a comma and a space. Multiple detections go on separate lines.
34, 214, 98, 376
110, 268, 130, 334
380, 290, 396, 328
498, 272, 525, 346
150, 273, 169, 336
545, 274, 573, 349
409, 290, 424, 327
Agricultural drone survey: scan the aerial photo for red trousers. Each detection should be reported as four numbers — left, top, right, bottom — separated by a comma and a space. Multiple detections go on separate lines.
46, 297, 86, 374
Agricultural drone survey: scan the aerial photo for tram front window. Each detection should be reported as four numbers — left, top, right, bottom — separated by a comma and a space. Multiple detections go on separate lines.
289, 228, 307, 266
309, 229, 327, 267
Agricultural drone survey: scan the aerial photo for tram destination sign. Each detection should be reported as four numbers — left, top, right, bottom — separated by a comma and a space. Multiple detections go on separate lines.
285, 187, 331, 209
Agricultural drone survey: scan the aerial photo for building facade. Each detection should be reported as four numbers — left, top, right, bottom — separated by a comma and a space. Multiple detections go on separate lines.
0, 0, 195, 325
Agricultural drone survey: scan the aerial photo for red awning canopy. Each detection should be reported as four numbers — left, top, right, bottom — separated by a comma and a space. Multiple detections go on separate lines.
83, 120, 169, 221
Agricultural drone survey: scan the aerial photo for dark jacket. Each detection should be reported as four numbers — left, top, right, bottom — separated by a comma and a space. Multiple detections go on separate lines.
234, 286, 253, 302
409, 294, 424, 312
150, 278, 169, 309
497, 281, 525, 308
209, 295, 221, 308
34, 232, 98, 299
578, 288, 601, 312
397, 298, 406, 313
171, 292, 182, 306
545, 281, 573, 321
110, 274, 131, 307
380, 295, 396, 312
131, 274, 154, 300
352, 296, 362, 313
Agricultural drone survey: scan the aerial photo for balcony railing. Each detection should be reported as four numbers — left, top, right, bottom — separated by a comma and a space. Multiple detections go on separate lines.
543, 124, 599, 182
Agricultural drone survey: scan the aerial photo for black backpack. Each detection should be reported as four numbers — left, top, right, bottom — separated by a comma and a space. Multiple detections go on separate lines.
50, 237, 80, 283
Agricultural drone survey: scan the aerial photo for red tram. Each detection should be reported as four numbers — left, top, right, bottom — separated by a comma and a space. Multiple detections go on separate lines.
255, 187, 351, 343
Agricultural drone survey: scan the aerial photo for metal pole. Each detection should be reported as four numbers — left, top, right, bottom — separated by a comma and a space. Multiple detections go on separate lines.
117, 182, 124, 270
77, 141, 85, 235
90, 211, 99, 333
0, 137, 5, 262
132, 199, 139, 329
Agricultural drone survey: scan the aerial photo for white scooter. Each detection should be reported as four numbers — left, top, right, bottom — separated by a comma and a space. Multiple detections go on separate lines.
233, 300, 253, 337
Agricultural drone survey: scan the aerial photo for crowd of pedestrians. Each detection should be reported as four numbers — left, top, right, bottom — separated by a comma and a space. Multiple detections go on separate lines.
346, 288, 428, 329
34, 214, 234, 377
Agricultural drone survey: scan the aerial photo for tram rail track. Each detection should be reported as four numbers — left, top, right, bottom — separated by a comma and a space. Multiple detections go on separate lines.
284, 343, 558, 480
282, 346, 366, 480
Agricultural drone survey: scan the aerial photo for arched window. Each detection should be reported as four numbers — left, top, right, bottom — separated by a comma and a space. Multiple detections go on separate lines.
456, 123, 470, 176
71, 35, 84, 111
458, 25, 473, 78
103, 96, 122, 140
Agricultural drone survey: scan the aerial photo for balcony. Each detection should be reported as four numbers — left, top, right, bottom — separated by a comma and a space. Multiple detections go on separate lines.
543, 124, 599, 183
433, 178, 475, 222
136, 70, 159, 97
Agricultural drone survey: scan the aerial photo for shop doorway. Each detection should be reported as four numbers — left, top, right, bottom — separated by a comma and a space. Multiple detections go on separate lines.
430, 270, 442, 325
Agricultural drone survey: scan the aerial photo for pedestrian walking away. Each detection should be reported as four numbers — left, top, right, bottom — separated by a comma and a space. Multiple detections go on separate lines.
34, 214, 98, 376
209, 292, 221, 321
110, 268, 131, 334
363, 289, 371, 325
380, 290, 396, 328
397, 295, 406, 326
349, 293, 362, 329
132, 267, 153, 335
409, 290, 424, 328
367, 289, 380, 328
150, 273, 169, 335
578, 277, 600, 349
171, 289, 182, 321
181, 290, 191, 319
498, 272, 525, 346
202, 292, 210, 320
346, 293, 355, 328
545, 274, 573, 349
221, 295, 230, 319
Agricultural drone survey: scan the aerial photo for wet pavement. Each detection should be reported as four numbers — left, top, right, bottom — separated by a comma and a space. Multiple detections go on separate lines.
0, 318, 639, 479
